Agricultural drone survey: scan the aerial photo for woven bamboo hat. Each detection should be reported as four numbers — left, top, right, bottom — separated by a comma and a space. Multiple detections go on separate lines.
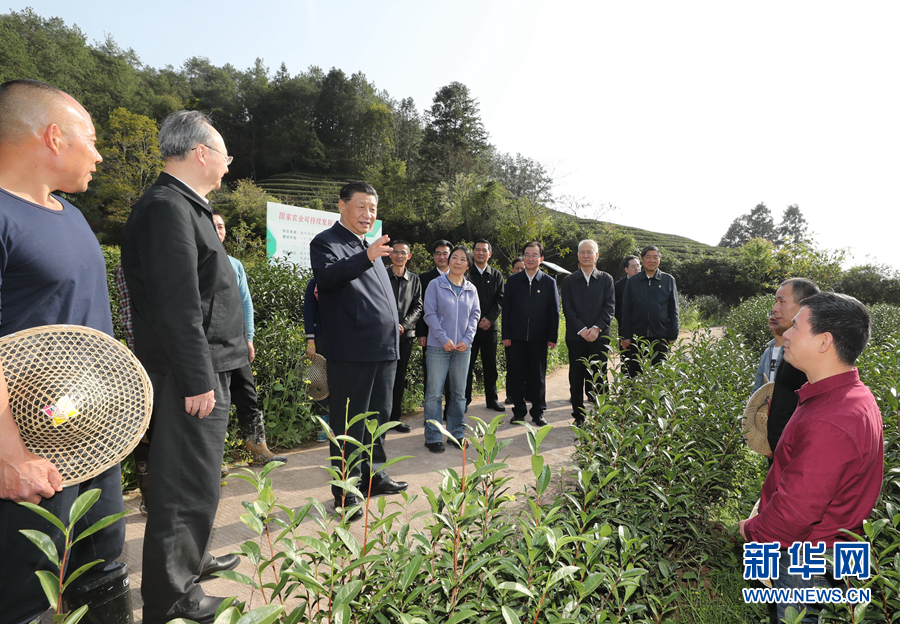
300, 353, 329, 401
0, 324, 153, 485
742, 381, 774, 456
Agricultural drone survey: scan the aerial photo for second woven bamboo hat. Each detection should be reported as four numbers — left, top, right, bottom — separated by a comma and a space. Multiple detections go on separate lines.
742, 381, 774, 456
0, 324, 153, 485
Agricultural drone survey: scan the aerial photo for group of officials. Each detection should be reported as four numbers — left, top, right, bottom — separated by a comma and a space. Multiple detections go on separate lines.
0, 79, 884, 624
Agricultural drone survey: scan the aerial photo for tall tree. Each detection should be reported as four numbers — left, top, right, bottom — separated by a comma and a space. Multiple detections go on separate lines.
719, 203, 776, 247
419, 82, 490, 183
488, 150, 554, 204
775, 204, 810, 245
88, 108, 164, 240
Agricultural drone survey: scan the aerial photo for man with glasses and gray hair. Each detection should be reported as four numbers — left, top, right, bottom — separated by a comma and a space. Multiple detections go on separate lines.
122, 110, 245, 624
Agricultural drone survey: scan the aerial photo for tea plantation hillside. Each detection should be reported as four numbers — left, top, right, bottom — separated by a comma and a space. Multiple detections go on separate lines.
257, 172, 726, 260
256, 172, 352, 210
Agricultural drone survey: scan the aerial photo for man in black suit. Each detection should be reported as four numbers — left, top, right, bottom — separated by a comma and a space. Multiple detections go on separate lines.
122, 110, 245, 623
613, 255, 640, 329
387, 240, 422, 433
465, 239, 506, 412
310, 182, 408, 522
502, 241, 560, 426
416, 239, 452, 414
561, 240, 615, 425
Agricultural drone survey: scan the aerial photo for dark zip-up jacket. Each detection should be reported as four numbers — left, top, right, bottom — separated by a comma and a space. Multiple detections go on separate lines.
387, 266, 423, 340
561, 268, 615, 341
620, 269, 679, 341
501, 269, 559, 343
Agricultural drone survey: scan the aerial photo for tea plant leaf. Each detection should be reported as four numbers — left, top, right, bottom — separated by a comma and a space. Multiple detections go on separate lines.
34, 569, 60, 607
19, 529, 59, 568
72, 510, 128, 544
531, 454, 545, 480
500, 606, 522, 624
61, 558, 103, 591
214, 569, 256, 586
68, 488, 101, 526
235, 604, 284, 624
497, 582, 534, 597
17, 501, 66, 533
445, 609, 478, 623
550, 565, 579, 586
61, 605, 89, 624
334, 526, 361, 558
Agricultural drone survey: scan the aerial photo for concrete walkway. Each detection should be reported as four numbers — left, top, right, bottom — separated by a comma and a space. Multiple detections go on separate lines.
112, 365, 579, 622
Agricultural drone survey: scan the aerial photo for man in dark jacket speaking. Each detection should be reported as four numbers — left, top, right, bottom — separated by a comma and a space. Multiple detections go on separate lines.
620, 245, 679, 377
310, 182, 408, 522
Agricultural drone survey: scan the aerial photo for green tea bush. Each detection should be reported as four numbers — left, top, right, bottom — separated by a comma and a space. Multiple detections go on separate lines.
724, 294, 773, 354
868, 303, 900, 346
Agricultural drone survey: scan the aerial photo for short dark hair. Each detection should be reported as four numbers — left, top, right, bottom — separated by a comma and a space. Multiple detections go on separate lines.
449, 245, 473, 278
432, 239, 452, 253
622, 255, 639, 268
392, 239, 410, 249
801, 292, 871, 365
339, 181, 378, 202
523, 241, 544, 256
780, 277, 820, 303
474, 239, 492, 252
212, 209, 223, 218
511, 256, 524, 268
640, 245, 660, 258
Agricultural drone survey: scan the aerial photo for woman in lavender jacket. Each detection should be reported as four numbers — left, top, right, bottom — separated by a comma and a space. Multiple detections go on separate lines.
422, 246, 481, 453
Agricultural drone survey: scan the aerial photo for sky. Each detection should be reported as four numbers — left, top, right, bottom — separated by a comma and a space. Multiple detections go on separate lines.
14, 1, 900, 270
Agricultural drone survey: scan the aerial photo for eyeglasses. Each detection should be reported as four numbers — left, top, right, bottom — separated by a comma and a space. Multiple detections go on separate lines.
192, 144, 233, 165
523, 253, 541, 259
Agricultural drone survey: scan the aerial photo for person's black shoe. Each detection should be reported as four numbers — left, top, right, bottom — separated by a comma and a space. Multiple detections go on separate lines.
199, 553, 240, 581
509, 417, 525, 424
425, 441, 445, 453
169, 596, 226, 624
504, 397, 513, 405
446, 437, 465, 450
532, 416, 547, 426
393, 422, 412, 433
335, 495, 364, 522
367, 473, 409, 496
486, 400, 506, 412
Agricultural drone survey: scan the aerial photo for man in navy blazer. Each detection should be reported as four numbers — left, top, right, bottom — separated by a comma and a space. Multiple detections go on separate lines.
501, 241, 560, 426
561, 240, 615, 425
122, 111, 247, 623
310, 182, 408, 522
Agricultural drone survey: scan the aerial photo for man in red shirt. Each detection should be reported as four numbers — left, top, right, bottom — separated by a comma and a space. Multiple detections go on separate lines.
739, 292, 883, 622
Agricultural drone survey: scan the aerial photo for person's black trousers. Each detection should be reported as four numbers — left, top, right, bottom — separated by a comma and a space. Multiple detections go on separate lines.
0, 464, 125, 624
141, 370, 231, 624
466, 329, 499, 405
327, 359, 395, 499
623, 337, 669, 378
507, 340, 548, 421
566, 334, 609, 418
390, 338, 414, 421
230, 360, 266, 443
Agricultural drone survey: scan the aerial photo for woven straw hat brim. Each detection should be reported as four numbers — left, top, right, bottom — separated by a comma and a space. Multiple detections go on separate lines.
0, 324, 153, 486
301, 353, 329, 401
742, 381, 774, 456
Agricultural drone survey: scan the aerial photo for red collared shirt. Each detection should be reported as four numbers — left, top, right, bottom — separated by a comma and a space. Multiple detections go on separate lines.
744, 368, 883, 548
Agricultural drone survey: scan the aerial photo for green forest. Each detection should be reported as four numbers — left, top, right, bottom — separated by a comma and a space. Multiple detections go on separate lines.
3, 8, 900, 306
